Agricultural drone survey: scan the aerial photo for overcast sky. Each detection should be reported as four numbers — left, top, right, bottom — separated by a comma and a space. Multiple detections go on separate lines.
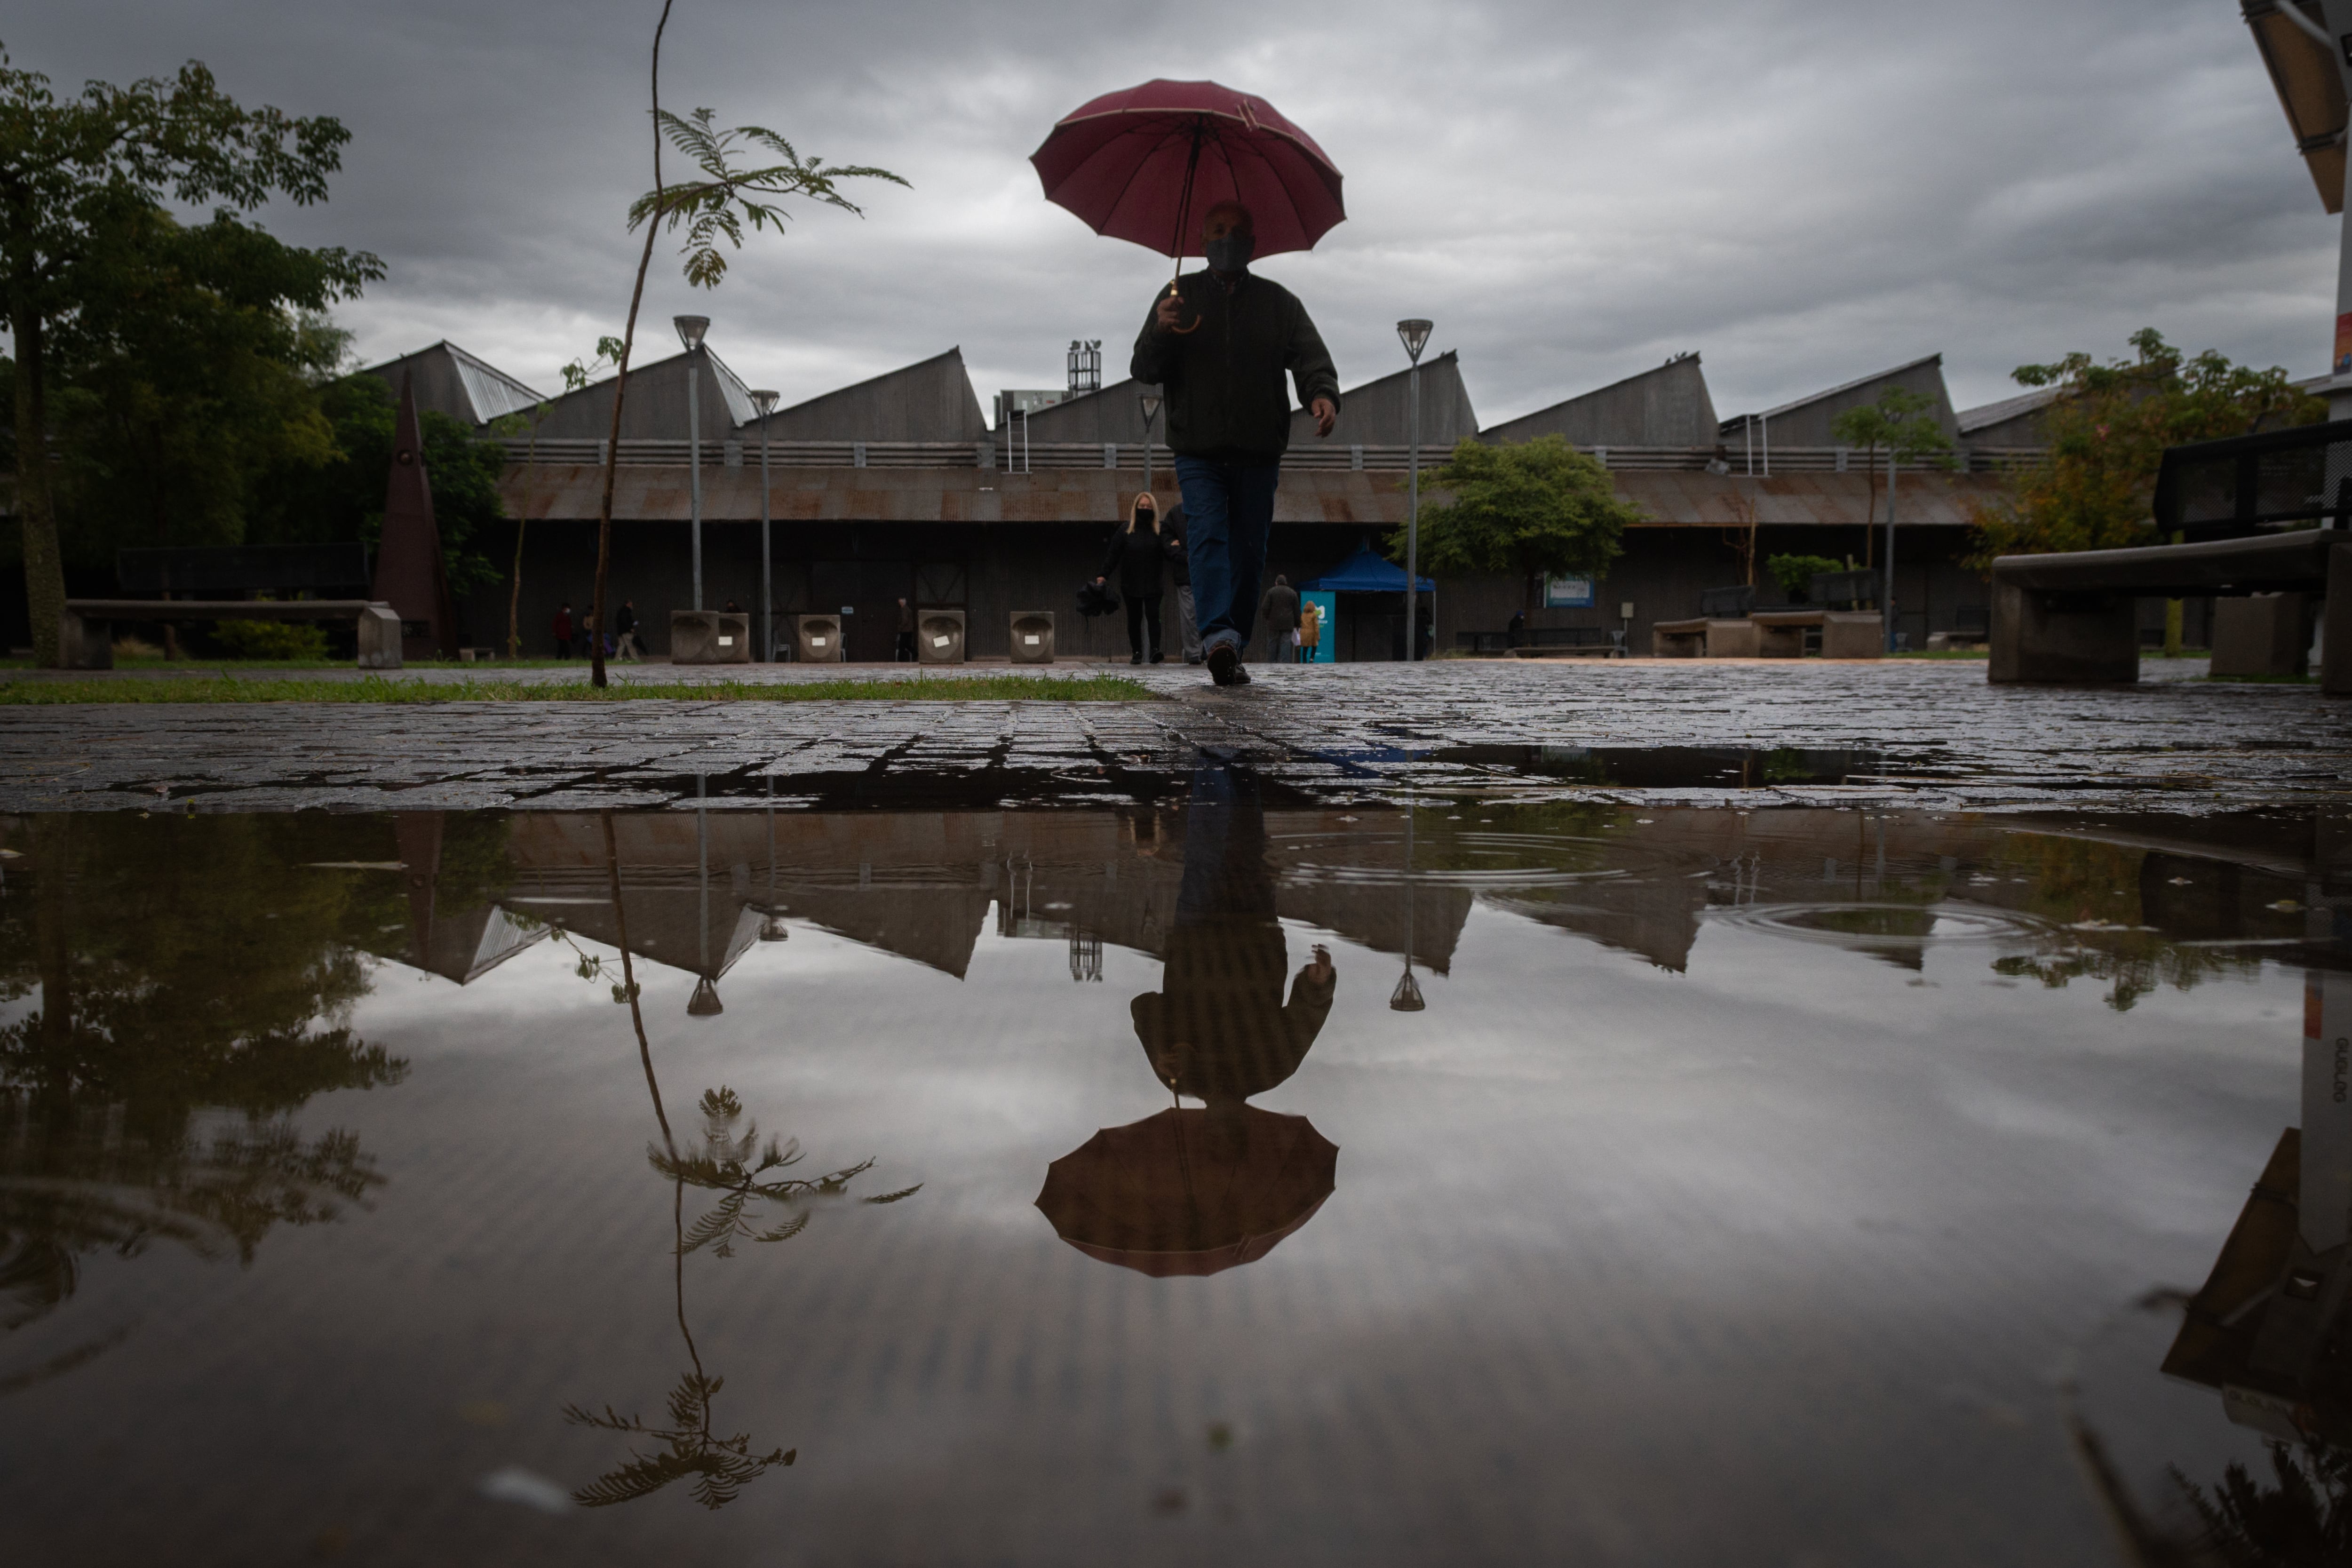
9, 0, 2339, 426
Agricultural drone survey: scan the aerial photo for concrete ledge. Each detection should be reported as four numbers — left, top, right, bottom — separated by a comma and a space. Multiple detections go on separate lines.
2210, 594, 2309, 677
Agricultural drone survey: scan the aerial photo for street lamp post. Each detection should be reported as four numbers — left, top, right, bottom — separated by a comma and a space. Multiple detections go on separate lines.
675, 316, 711, 612
749, 388, 779, 659
1139, 391, 1163, 497
1396, 320, 1433, 664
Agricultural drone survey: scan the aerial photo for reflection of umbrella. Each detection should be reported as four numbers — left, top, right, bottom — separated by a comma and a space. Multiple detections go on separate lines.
1031, 79, 1345, 288
1035, 1106, 1336, 1277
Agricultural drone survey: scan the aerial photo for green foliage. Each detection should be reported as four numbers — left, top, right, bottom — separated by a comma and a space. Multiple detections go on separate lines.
0, 45, 380, 663
247, 371, 508, 595
1765, 553, 1844, 597
1969, 329, 2323, 562
1394, 435, 1638, 612
631, 109, 906, 290
210, 618, 331, 661
564, 1373, 795, 1511
1828, 386, 1955, 467
2173, 1441, 2352, 1565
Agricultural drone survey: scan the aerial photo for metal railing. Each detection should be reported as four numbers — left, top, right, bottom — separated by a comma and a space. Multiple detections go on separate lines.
497, 438, 2049, 475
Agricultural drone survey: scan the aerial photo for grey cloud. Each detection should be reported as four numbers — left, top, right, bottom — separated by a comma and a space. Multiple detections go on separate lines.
8, 0, 2339, 423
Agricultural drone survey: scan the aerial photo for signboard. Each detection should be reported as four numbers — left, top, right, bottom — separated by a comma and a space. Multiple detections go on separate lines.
1544, 575, 1595, 609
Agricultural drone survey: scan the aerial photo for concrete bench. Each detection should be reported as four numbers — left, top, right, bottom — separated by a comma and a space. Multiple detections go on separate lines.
1751, 609, 1884, 659
61, 599, 402, 670
1652, 617, 1759, 657
1986, 530, 2343, 686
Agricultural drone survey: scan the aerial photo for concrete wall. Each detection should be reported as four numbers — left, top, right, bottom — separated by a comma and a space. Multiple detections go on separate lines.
1290, 351, 1480, 448
745, 348, 988, 443
530, 350, 759, 440
1021, 378, 1163, 446
1723, 356, 1958, 450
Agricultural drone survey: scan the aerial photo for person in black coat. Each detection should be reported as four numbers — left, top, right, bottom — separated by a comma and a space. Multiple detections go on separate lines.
1095, 493, 1168, 663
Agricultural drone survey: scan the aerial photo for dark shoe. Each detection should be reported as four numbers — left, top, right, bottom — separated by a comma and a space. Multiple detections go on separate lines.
1206, 643, 1240, 685
1150, 652, 1165, 664
1229, 662, 1252, 686
1130, 652, 1144, 665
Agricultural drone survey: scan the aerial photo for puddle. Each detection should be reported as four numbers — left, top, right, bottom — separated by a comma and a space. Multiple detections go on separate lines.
3, 779, 2349, 1561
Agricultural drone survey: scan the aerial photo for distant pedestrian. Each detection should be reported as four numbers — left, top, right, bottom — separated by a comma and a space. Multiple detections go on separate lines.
1163, 504, 1202, 664
895, 597, 917, 661
1132, 199, 1340, 687
1296, 598, 1321, 664
613, 599, 642, 662
552, 602, 574, 660
1096, 493, 1167, 664
1259, 574, 1299, 663
723, 598, 743, 614
1506, 609, 1526, 649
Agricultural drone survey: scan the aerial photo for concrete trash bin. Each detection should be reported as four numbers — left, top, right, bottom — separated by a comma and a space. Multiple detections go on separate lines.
794, 614, 844, 662
917, 609, 967, 663
671, 610, 751, 664
1010, 611, 1055, 664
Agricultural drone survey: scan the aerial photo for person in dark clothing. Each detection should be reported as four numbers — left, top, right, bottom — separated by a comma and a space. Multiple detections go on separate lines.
1161, 504, 1202, 663
1132, 201, 1340, 688
613, 600, 641, 662
1506, 609, 1527, 650
1258, 575, 1299, 663
1131, 759, 1336, 1107
894, 597, 917, 662
552, 602, 574, 660
1095, 493, 1168, 663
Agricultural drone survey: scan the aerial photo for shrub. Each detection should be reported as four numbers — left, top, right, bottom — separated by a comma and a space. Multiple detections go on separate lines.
1766, 554, 1844, 598
213, 619, 331, 661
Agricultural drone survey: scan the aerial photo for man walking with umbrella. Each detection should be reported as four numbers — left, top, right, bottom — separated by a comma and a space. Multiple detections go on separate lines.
1133, 202, 1339, 686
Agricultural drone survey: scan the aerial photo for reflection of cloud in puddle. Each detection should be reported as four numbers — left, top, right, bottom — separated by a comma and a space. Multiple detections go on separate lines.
479, 1466, 572, 1513
1707, 901, 2052, 949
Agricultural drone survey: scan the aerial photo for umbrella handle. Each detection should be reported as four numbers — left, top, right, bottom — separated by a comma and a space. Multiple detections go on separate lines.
1165, 278, 1201, 336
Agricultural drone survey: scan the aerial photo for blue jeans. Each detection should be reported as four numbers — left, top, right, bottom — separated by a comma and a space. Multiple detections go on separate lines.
1173, 454, 1280, 653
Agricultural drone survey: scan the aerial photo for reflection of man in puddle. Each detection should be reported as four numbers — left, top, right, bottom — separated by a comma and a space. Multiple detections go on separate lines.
1132, 763, 1335, 1106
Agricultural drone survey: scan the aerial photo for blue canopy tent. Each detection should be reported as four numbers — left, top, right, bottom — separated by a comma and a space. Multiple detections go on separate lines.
1301, 543, 1436, 661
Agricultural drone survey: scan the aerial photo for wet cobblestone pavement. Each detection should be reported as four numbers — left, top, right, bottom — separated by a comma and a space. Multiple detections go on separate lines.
2, 657, 2344, 813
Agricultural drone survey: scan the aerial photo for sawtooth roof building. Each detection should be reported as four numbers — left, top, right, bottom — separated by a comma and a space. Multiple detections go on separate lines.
351, 328, 2072, 662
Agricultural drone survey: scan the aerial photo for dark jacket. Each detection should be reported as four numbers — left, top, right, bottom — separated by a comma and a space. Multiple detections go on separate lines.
1261, 580, 1299, 632
1161, 506, 1191, 589
1099, 522, 1166, 597
1131, 270, 1340, 460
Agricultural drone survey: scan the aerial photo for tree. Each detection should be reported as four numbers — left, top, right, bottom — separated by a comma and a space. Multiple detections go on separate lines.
248, 372, 508, 598
496, 340, 619, 661
1392, 435, 1638, 616
1968, 329, 2322, 564
580, 0, 903, 687
0, 49, 379, 665
1828, 387, 1954, 569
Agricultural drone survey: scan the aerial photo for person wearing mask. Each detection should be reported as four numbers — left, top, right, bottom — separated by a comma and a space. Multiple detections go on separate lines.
1132, 200, 1340, 687
1095, 492, 1168, 664
551, 602, 574, 660
1259, 574, 1299, 664
1161, 503, 1202, 665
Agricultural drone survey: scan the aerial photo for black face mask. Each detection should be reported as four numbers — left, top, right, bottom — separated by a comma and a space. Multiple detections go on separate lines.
1135, 507, 1154, 525
1204, 231, 1254, 274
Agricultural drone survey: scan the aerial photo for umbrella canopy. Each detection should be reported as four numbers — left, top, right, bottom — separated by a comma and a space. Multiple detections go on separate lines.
1031, 80, 1345, 262
1035, 1106, 1337, 1277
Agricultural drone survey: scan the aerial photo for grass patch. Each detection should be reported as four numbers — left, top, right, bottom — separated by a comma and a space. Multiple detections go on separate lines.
0, 672, 1158, 705
2194, 671, 2316, 685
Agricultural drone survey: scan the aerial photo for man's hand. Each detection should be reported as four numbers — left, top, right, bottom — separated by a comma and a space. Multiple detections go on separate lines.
1305, 943, 1335, 985
1310, 397, 1337, 438
1093, 575, 1107, 587
1153, 288, 1186, 334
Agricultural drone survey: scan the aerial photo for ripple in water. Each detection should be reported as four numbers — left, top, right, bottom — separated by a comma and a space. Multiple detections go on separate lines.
1708, 901, 2055, 947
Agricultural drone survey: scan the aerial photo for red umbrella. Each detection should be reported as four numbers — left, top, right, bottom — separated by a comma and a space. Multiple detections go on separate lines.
1030, 80, 1346, 266
1035, 1106, 1337, 1278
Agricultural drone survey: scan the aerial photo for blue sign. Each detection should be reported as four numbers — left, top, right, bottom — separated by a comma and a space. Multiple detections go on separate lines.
1544, 576, 1595, 609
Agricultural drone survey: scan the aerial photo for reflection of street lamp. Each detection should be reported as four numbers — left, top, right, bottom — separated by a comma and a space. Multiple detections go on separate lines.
675, 315, 711, 612
1390, 793, 1426, 1011
690, 772, 720, 1018
1139, 391, 1163, 497
1396, 320, 1433, 666
760, 774, 788, 941
749, 388, 779, 660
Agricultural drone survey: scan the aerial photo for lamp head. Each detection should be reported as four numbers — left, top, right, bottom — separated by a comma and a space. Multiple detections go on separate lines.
749, 389, 779, 417
1396, 319, 1433, 364
687, 975, 724, 1016
1139, 391, 1163, 428
1389, 968, 1426, 1012
674, 315, 711, 352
